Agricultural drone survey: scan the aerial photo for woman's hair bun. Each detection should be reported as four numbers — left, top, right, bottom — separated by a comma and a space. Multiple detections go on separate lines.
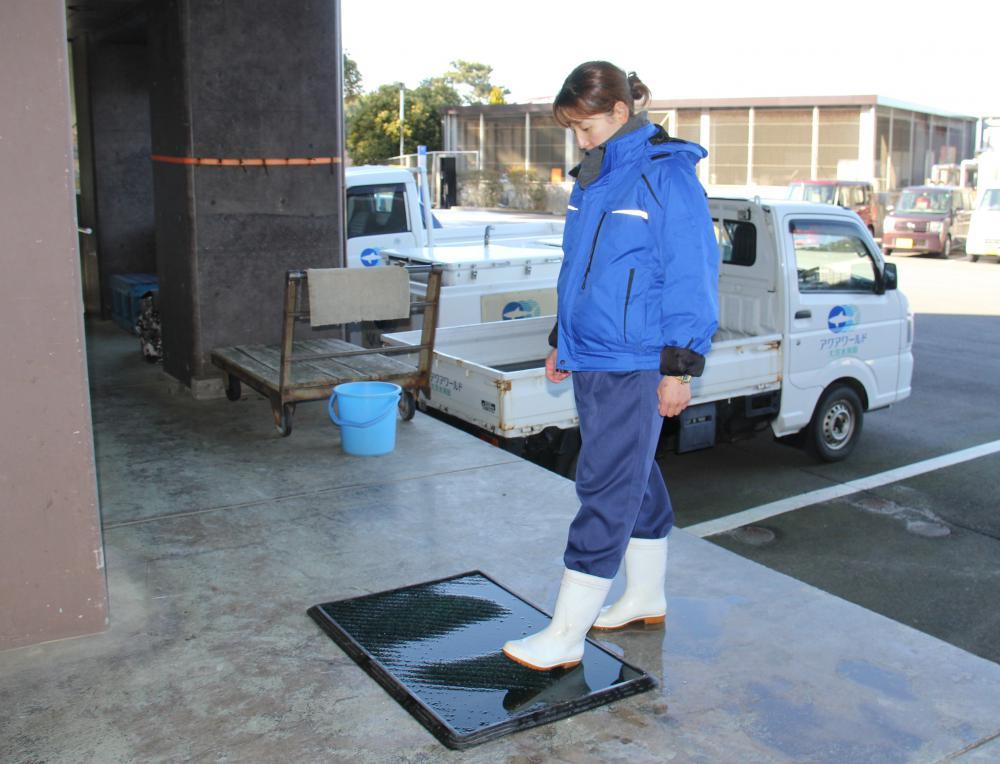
626, 71, 651, 108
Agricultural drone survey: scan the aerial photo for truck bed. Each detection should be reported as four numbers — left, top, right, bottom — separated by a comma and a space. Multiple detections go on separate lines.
382, 317, 781, 438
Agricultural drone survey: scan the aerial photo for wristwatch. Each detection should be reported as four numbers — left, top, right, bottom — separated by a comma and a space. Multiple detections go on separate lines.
672, 374, 692, 384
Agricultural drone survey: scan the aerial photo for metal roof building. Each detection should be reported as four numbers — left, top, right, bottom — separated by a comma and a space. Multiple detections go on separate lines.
442, 95, 979, 194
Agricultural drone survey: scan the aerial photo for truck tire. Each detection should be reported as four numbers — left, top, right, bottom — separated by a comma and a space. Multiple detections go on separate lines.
940, 236, 952, 259
805, 384, 863, 462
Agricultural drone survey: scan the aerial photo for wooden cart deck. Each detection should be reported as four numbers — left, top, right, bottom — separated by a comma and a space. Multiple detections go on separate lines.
211, 266, 442, 436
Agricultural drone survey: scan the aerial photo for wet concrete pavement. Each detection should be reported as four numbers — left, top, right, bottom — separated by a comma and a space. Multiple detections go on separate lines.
1, 320, 999, 762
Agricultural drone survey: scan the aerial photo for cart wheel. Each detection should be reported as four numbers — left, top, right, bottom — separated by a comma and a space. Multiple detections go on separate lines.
399, 391, 416, 421
274, 403, 295, 437
224, 374, 242, 401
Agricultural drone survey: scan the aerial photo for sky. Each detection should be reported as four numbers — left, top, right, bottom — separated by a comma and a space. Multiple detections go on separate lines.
342, 0, 997, 117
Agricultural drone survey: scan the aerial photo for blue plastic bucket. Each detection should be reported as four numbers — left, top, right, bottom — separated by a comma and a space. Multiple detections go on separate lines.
327, 381, 401, 456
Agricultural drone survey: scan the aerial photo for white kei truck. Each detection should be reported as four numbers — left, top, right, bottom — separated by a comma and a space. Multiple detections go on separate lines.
383, 197, 915, 475
345, 165, 563, 269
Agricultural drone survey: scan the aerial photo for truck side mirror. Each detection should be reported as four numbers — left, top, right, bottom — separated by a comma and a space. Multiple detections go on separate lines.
880, 262, 897, 292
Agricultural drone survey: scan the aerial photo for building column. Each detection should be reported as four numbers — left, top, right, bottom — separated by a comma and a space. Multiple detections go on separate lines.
479, 112, 485, 171
565, 127, 575, 177
887, 109, 895, 188
909, 115, 916, 188
746, 107, 755, 186
811, 106, 820, 180
525, 111, 531, 175
858, 106, 877, 185
699, 110, 711, 186
148, 0, 346, 396
1, 0, 108, 650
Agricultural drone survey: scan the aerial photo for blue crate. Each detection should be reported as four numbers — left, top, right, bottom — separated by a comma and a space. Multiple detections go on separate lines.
110, 273, 158, 333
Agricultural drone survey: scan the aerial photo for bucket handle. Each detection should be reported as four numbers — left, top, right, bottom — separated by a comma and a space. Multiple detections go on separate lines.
328, 390, 399, 429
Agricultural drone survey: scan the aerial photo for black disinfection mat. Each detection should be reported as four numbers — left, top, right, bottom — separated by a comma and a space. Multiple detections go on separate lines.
307, 570, 656, 749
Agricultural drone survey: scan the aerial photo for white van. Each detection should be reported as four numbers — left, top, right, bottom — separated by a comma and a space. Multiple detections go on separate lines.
966, 186, 1000, 262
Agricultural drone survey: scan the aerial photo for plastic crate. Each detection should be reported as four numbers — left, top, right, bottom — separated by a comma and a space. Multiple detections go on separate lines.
110, 273, 158, 333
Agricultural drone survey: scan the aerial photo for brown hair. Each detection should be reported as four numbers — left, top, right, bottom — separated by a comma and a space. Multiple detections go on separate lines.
553, 61, 651, 127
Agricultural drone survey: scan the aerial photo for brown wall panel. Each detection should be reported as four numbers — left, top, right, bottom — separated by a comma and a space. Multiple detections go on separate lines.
0, 0, 108, 650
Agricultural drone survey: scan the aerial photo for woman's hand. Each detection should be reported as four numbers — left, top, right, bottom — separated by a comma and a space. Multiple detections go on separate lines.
545, 348, 571, 383
657, 375, 691, 417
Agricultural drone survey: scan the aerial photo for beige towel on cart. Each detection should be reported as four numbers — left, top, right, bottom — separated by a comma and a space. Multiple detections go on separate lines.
306, 267, 410, 326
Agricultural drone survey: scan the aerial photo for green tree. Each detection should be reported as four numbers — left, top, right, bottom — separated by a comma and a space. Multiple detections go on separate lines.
445, 59, 509, 105
343, 53, 362, 100
346, 81, 461, 165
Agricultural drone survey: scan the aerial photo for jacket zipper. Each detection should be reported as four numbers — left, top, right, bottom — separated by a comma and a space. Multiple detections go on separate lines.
581, 212, 607, 290
623, 268, 635, 341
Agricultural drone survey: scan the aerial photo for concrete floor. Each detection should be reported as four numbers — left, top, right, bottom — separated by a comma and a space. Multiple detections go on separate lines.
2, 321, 999, 763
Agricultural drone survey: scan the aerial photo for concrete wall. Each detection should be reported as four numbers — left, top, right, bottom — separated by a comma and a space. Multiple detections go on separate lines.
0, 0, 108, 650
91, 42, 156, 317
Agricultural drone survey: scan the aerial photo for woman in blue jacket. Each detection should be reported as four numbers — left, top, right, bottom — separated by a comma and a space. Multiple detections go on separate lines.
503, 62, 719, 671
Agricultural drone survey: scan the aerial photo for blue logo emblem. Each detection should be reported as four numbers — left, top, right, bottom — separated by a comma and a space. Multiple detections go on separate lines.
360, 248, 381, 267
828, 305, 859, 333
502, 300, 541, 320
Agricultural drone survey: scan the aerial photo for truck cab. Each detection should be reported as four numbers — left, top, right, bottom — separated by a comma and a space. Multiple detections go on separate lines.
345, 165, 564, 269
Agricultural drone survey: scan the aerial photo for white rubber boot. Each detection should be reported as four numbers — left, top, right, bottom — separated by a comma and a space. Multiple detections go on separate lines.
592, 536, 668, 630
502, 568, 612, 671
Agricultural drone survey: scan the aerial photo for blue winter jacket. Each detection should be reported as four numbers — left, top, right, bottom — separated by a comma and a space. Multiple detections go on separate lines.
552, 123, 719, 376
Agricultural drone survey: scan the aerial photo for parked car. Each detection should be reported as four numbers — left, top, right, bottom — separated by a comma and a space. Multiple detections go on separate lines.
881, 185, 975, 258
965, 186, 1000, 262
786, 180, 878, 235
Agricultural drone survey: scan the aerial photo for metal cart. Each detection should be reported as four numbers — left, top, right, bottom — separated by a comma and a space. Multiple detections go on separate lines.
211, 265, 442, 436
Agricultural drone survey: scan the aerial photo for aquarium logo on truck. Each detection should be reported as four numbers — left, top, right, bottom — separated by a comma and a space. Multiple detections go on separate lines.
827, 305, 860, 333
502, 299, 541, 320
360, 248, 382, 267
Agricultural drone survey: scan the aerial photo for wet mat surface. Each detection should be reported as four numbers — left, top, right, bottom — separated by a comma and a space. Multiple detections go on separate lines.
307, 571, 655, 749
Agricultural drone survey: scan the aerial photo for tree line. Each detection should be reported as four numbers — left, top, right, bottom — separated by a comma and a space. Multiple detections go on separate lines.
344, 56, 508, 166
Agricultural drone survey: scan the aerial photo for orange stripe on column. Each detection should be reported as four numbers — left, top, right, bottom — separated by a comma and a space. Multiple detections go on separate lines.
151, 155, 342, 166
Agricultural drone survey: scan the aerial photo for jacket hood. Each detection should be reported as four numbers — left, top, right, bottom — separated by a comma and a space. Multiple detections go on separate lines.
573, 122, 709, 188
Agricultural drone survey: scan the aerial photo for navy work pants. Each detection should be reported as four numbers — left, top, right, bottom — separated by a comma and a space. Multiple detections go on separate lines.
563, 370, 674, 579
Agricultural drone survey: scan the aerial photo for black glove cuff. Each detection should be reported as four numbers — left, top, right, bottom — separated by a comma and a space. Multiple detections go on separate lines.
548, 322, 559, 348
659, 346, 705, 377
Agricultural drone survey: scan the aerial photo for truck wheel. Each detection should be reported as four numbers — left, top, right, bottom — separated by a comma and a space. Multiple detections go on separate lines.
806, 384, 863, 462
558, 450, 579, 481
940, 236, 952, 259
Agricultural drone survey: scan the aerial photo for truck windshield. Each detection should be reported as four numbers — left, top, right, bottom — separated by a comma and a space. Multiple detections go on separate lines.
895, 189, 950, 213
979, 189, 1000, 211
787, 184, 836, 204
